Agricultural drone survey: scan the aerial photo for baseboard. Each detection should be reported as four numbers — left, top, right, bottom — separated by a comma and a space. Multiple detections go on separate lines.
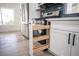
0, 30, 21, 33
48, 49, 58, 56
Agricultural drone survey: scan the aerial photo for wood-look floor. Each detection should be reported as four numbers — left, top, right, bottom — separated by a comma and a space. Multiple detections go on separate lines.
0, 32, 52, 56
0, 32, 29, 56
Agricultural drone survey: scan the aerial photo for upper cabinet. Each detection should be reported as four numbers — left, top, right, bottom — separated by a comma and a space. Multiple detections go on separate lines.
21, 3, 28, 23
29, 3, 40, 19
65, 3, 79, 14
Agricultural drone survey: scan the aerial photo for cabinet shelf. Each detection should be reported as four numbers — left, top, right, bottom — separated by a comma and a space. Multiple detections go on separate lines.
33, 24, 50, 30
33, 35, 49, 41
33, 44, 48, 53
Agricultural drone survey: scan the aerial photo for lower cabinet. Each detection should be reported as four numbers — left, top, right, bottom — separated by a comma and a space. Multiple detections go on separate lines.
71, 33, 79, 56
50, 29, 79, 56
21, 24, 29, 37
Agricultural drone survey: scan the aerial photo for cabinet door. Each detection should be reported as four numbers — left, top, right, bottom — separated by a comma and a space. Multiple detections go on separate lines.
50, 29, 71, 56
71, 33, 79, 56
21, 24, 26, 35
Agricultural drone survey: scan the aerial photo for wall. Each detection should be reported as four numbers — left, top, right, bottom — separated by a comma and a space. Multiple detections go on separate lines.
0, 3, 21, 32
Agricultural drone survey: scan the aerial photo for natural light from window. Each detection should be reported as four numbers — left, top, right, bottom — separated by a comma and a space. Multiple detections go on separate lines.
0, 11, 2, 25
0, 8, 14, 25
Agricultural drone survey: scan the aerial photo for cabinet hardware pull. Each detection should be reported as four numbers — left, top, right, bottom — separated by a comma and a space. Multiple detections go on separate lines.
68, 33, 71, 44
72, 34, 76, 46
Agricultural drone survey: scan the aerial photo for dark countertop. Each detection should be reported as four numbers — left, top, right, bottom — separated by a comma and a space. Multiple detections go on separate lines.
35, 13, 79, 20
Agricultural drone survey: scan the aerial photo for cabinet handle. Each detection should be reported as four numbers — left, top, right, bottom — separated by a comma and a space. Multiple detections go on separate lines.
68, 33, 71, 44
72, 34, 76, 46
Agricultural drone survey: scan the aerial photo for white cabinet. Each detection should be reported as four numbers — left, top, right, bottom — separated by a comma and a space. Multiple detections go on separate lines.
21, 24, 29, 37
50, 30, 71, 56
29, 3, 40, 19
21, 24, 26, 35
21, 3, 28, 22
50, 27, 79, 56
71, 33, 79, 56
21, 3, 29, 37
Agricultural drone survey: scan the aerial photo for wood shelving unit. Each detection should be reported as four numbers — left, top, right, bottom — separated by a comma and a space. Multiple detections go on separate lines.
29, 23, 50, 56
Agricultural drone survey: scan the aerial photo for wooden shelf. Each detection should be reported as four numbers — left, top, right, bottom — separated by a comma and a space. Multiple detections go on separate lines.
33, 44, 48, 53
33, 35, 49, 41
33, 24, 50, 30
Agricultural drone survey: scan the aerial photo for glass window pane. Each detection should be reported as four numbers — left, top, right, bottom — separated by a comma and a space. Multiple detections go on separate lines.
1, 8, 14, 25
0, 10, 2, 25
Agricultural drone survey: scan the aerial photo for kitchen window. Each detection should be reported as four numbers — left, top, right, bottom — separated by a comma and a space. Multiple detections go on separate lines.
0, 8, 14, 25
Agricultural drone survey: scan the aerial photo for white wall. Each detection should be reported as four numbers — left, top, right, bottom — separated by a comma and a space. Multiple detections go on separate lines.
0, 3, 21, 32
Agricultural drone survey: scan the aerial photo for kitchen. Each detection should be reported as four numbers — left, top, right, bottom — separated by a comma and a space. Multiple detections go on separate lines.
0, 3, 79, 56
28, 3, 79, 56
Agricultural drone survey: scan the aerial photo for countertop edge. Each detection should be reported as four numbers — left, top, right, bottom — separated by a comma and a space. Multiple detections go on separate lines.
46, 17, 79, 21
